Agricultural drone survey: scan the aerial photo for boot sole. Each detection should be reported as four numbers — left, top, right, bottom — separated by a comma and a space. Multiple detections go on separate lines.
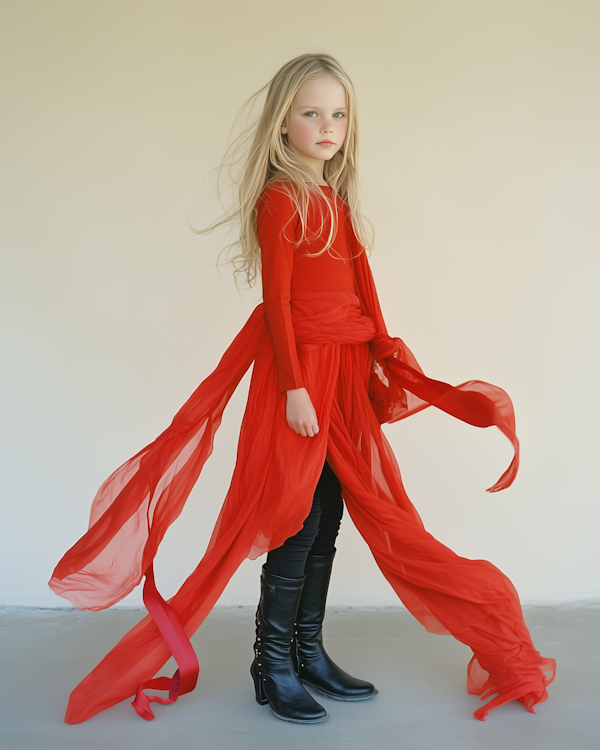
269, 706, 330, 724
302, 680, 379, 702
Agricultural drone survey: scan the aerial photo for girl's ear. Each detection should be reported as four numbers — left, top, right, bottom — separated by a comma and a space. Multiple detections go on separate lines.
280, 119, 287, 134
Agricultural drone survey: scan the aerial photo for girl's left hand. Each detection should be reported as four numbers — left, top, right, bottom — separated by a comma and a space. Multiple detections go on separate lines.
285, 387, 320, 437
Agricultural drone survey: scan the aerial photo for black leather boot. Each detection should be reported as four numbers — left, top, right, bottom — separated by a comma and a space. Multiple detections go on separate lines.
292, 552, 378, 701
250, 564, 329, 723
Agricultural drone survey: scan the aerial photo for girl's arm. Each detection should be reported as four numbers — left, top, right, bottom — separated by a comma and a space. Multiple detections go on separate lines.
257, 185, 319, 437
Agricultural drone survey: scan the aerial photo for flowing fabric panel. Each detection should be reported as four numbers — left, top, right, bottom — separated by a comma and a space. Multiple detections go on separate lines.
324, 340, 554, 720
49, 305, 266, 611
351, 238, 519, 492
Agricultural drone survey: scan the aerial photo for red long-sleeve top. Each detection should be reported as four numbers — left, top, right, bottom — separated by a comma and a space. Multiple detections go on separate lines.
256, 182, 357, 391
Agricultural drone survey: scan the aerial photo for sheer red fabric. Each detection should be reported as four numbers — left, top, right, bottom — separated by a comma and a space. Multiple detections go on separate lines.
49, 183, 555, 724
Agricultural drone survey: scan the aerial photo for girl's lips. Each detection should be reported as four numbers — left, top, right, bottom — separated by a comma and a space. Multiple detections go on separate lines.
318, 141, 334, 146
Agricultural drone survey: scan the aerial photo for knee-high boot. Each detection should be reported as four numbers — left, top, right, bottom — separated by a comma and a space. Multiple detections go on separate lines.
291, 551, 378, 701
250, 564, 329, 723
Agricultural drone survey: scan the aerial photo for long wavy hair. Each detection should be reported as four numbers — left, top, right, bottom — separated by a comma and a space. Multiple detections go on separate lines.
192, 52, 375, 288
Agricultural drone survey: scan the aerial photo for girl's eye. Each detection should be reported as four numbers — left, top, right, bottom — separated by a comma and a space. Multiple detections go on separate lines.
303, 112, 346, 118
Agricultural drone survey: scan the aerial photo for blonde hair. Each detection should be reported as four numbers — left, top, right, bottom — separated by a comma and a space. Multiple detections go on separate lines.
192, 52, 375, 288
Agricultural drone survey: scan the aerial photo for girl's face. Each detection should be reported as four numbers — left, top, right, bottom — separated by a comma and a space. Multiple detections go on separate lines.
281, 74, 348, 183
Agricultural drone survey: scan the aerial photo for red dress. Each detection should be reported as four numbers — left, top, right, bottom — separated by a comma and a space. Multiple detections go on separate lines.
49, 181, 556, 724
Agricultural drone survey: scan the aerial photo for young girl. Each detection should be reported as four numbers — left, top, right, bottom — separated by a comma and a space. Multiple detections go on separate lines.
49, 52, 556, 726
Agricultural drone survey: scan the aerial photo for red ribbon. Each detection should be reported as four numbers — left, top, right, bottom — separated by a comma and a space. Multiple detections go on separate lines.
130, 564, 199, 720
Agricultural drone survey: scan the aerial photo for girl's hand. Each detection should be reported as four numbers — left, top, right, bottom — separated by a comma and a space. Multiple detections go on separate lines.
285, 387, 320, 437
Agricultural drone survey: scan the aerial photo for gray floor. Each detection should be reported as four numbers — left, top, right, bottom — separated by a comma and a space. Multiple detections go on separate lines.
0, 605, 598, 750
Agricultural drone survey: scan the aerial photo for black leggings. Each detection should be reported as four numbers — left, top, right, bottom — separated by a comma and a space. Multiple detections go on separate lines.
265, 460, 344, 579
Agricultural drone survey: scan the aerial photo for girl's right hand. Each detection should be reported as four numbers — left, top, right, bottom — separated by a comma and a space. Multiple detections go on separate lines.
285, 387, 320, 437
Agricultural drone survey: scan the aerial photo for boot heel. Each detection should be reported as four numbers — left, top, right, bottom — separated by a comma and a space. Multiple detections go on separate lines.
250, 659, 269, 705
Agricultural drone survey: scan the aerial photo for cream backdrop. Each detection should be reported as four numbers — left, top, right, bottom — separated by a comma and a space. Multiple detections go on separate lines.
1, 1, 598, 609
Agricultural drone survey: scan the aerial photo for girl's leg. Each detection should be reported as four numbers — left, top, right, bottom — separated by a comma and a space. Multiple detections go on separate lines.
265, 459, 345, 578
252, 460, 333, 723
309, 460, 344, 556
264, 498, 321, 578
292, 461, 378, 701
264, 462, 334, 579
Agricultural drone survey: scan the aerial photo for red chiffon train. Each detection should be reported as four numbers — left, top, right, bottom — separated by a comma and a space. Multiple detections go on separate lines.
49, 245, 555, 724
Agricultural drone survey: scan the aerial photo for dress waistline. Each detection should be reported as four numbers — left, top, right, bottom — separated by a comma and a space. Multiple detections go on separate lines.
290, 291, 376, 345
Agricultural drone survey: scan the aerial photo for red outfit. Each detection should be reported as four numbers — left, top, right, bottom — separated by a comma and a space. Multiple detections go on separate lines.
49, 181, 555, 724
